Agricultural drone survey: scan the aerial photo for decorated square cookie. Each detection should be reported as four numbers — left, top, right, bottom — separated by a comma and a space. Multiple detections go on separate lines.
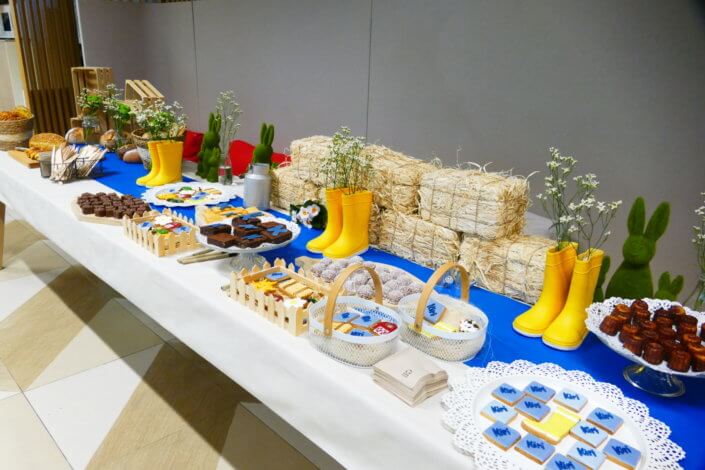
422, 299, 447, 324
333, 311, 359, 323
482, 422, 520, 450
570, 420, 607, 448
491, 383, 524, 406
567, 442, 605, 470
515, 433, 555, 464
586, 407, 623, 434
351, 312, 382, 328
521, 406, 581, 445
546, 453, 588, 470
265, 271, 289, 282
523, 381, 556, 403
555, 388, 587, 412
515, 397, 550, 421
480, 400, 517, 424
371, 321, 397, 335
349, 329, 373, 337
604, 438, 641, 469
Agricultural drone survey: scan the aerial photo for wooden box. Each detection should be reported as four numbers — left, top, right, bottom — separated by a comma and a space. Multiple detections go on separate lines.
71, 67, 113, 115
125, 79, 164, 104
123, 208, 200, 257
229, 259, 328, 336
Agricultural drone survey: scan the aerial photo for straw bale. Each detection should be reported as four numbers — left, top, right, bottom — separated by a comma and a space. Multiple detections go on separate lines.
288, 135, 331, 186
458, 235, 554, 304
271, 164, 322, 210
419, 168, 529, 240
377, 211, 460, 268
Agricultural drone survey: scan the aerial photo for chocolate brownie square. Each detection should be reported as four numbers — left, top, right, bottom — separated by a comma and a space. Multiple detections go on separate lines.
232, 212, 264, 226
200, 224, 231, 236
261, 224, 292, 244
237, 232, 266, 248
232, 223, 263, 237
207, 233, 239, 248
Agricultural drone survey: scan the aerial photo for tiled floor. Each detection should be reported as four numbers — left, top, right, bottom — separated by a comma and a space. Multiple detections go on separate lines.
0, 209, 334, 470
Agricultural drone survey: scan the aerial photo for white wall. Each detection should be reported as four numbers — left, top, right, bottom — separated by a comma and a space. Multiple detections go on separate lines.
78, 0, 705, 292
0, 40, 25, 109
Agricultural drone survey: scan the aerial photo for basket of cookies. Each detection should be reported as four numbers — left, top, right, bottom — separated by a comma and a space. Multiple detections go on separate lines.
396, 262, 488, 361
0, 106, 34, 150
307, 264, 402, 367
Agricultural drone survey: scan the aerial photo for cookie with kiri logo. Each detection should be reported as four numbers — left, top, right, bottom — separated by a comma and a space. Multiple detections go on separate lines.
586, 407, 623, 434
480, 400, 517, 424
491, 383, 524, 406
554, 388, 587, 412
482, 422, 521, 450
515, 433, 555, 464
603, 438, 641, 469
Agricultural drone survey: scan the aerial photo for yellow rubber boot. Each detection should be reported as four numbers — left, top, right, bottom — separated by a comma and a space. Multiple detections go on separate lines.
146, 141, 183, 187
513, 243, 577, 337
542, 249, 604, 351
136, 141, 162, 186
307, 188, 344, 253
323, 190, 372, 258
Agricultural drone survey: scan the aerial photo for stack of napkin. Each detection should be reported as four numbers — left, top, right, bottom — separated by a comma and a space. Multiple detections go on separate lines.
373, 348, 448, 406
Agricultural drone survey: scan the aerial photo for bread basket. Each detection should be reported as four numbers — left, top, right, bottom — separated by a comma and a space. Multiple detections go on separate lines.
0, 115, 34, 151
308, 264, 401, 367
397, 262, 488, 361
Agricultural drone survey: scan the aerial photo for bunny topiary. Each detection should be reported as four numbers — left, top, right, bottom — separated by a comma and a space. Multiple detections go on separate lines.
653, 272, 684, 301
197, 112, 222, 180
605, 197, 670, 299
252, 122, 274, 166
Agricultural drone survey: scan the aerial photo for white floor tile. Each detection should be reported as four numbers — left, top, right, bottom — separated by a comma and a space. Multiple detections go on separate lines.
0, 267, 67, 323
25, 345, 162, 470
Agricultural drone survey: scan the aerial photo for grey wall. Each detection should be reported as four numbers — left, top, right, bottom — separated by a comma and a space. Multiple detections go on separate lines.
79, 0, 705, 293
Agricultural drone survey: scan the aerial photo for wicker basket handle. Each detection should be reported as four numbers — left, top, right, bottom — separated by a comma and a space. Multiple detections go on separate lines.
414, 262, 470, 330
323, 263, 383, 336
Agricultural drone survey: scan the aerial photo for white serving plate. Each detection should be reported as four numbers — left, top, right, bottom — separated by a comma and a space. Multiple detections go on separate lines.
586, 297, 705, 378
142, 182, 238, 207
195, 216, 300, 255
442, 360, 684, 470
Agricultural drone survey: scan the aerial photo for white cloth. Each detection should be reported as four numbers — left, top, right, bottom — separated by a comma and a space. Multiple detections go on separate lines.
0, 152, 473, 470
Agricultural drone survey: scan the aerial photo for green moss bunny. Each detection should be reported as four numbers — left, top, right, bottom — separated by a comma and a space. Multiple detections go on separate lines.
604, 197, 671, 299
197, 112, 222, 181
653, 272, 684, 301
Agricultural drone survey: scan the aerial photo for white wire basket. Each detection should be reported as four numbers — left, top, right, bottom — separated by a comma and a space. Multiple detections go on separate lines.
397, 262, 488, 362
308, 264, 401, 367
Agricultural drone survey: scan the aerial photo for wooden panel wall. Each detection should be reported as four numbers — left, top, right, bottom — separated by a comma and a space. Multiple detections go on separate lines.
12, 0, 82, 134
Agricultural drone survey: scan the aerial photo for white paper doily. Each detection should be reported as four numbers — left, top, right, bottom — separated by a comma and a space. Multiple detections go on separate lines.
195, 216, 300, 254
442, 360, 685, 469
586, 297, 705, 378
142, 182, 238, 207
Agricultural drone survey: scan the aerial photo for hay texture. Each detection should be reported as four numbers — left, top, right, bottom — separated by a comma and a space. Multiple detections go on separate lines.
270, 164, 322, 210
458, 235, 554, 304
289, 136, 435, 214
419, 168, 529, 240
377, 211, 460, 268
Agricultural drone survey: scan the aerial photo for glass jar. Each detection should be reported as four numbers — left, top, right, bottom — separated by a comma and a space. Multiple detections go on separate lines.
82, 115, 101, 145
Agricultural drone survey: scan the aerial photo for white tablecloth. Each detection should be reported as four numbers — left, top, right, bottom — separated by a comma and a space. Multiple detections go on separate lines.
0, 152, 473, 470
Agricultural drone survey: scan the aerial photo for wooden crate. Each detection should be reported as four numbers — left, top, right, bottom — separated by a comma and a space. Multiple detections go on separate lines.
71, 67, 113, 115
125, 79, 164, 104
229, 259, 328, 336
123, 208, 201, 257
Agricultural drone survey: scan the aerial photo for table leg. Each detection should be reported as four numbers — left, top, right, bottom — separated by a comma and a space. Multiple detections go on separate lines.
0, 200, 5, 270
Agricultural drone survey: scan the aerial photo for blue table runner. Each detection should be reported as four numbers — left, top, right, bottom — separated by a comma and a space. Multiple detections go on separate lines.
95, 151, 703, 468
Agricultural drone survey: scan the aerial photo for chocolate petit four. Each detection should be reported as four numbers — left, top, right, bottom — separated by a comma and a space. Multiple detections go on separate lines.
641, 329, 659, 343
619, 324, 640, 343
639, 319, 657, 331
604, 438, 641, 470
700, 323, 705, 341
200, 224, 231, 236
655, 316, 673, 329
678, 323, 698, 338
661, 340, 685, 361
623, 334, 645, 356
643, 341, 665, 365
681, 333, 702, 348
631, 299, 649, 312
668, 304, 686, 317
207, 233, 239, 248
667, 349, 691, 372
687, 343, 705, 356
658, 327, 677, 341
599, 315, 622, 336
612, 303, 632, 317
692, 353, 705, 372
633, 310, 651, 326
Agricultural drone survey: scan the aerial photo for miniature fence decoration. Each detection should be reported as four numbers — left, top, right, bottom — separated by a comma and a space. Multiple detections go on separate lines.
229, 258, 328, 336
123, 208, 201, 257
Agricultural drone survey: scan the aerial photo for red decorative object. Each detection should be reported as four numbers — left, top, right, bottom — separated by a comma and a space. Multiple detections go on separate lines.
182, 130, 204, 162
228, 139, 291, 176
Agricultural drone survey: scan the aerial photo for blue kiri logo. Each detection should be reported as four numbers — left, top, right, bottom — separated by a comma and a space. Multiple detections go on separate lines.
491, 405, 508, 413
526, 440, 545, 450
531, 385, 546, 392
595, 411, 613, 420
612, 445, 632, 456
492, 427, 511, 437
577, 448, 596, 457
563, 392, 579, 400
524, 401, 542, 409
581, 425, 599, 434
554, 462, 575, 470
500, 387, 516, 394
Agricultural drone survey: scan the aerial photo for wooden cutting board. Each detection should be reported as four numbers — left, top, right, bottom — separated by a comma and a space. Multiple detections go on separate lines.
6, 150, 40, 169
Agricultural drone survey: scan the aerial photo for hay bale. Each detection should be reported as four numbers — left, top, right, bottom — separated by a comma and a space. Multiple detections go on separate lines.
271, 164, 322, 210
364, 144, 437, 214
377, 211, 460, 268
419, 168, 529, 240
458, 235, 554, 304
289, 136, 435, 214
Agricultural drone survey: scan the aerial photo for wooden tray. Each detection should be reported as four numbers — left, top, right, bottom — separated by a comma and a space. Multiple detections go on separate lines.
229, 259, 329, 336
6, 150, 39, 169
71, 200, 156, 226
123, 208, 201, 257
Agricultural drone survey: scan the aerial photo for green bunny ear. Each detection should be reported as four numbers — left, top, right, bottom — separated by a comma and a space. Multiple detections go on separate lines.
657, 272, 671, 291
208, 113, 214, 129
644, 202, 670, 241
260, 122, 267, 143
267, 125, 275, 146
671, 275, 684, 295
627, 197, 646, 235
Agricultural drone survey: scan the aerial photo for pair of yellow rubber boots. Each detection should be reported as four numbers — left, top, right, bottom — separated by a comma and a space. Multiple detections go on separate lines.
513, 244, 604, 350
306, 188, 372, 258
136, 140, 184, 187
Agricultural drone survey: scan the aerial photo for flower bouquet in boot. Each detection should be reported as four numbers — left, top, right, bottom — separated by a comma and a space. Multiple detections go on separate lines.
513, 147, 622, 350
306, 126, 374, 258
